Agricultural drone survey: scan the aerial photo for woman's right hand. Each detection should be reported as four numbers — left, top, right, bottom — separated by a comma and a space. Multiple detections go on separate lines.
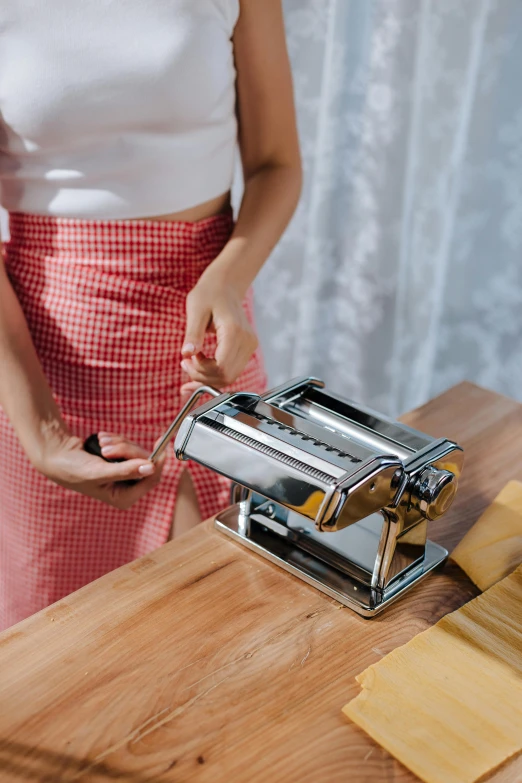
34, 429, 166, 510
1, 255, 167, 510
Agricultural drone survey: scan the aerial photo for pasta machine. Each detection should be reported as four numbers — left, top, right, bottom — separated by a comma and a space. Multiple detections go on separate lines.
153, 377, 464, 616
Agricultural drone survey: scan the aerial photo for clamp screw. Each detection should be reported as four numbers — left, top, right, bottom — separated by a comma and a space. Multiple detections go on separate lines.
412, 467, 457, 521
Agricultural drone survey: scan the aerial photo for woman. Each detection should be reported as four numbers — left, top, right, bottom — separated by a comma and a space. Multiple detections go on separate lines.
0, 0, 301, 630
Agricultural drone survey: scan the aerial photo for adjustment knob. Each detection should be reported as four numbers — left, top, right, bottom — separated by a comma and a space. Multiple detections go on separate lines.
412, 467, 457, 521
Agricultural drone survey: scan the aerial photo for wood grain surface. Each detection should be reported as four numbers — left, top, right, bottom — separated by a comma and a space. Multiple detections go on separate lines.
0, 381, 521, 783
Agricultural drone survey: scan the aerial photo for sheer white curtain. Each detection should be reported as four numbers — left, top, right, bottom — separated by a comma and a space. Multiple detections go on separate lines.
251, 0, 522, 416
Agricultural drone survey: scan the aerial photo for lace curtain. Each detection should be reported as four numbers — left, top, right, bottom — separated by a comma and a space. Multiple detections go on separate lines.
250, 0, 522, 416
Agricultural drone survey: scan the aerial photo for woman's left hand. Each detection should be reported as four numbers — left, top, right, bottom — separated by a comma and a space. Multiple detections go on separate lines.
180, 276, 258, 396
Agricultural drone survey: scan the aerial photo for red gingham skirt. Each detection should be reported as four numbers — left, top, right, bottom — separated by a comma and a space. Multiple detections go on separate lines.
0, 210, 267, 630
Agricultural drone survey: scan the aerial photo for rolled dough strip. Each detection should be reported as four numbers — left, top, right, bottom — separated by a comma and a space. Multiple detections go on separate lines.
451, 480, 522, 591
342, 565, 522, 783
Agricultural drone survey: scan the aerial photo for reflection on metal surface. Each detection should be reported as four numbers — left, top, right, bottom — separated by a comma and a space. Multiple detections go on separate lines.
215, 504, 448, 617
171, 376, 462, 616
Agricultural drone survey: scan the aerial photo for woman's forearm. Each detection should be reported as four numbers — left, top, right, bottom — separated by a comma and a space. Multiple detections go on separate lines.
200, 162, 302, 296
0, 255, 68, 466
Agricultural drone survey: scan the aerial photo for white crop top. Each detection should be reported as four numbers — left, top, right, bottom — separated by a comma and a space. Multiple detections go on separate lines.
0, 0, 240, 219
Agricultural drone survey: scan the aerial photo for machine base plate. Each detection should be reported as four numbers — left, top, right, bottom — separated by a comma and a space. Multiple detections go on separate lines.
214, 504, 448, 617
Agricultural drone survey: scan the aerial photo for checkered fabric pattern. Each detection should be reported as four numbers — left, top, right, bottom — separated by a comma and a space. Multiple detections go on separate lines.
0, 210, 267, 630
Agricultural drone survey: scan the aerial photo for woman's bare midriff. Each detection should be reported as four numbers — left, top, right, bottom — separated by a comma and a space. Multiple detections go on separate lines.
131, 191, 232, 223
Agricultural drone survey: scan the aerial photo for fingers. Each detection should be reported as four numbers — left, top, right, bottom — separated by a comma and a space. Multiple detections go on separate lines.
181, 280, 258, 389
97, 432, 149, 461
89, 433, 168, 510
182, 289, 212, 358
214, 320, 244, 377
213, 309, 258, 385
104, 433, 169, 509
89, 456, 156, 483
180, 320, 258, 389
97, 432, 168, 477
85, 433, 156, 483
44, 431, 167, 510
181, 356, 223, 387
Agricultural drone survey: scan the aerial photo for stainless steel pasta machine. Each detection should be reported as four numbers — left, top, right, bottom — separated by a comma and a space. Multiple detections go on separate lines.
151, 377, 464, 616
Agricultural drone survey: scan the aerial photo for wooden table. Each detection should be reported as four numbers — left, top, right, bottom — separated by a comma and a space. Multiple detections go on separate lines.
1, 382, 521, 783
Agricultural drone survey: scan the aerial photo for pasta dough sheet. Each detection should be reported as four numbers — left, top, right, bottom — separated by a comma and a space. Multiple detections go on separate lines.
343, 565, 522, 783
451, 480, 522, 591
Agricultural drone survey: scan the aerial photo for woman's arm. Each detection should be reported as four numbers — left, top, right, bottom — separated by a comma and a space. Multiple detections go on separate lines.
0, 246, 69, 464
0, 250, 162, 507
180, 0, 301, 392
